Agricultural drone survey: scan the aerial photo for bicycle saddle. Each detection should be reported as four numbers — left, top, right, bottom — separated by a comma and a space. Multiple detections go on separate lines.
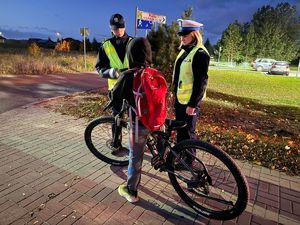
165, 119, 186, 131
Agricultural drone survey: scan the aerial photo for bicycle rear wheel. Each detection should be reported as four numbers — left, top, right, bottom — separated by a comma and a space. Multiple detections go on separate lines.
167, 139, 249, 220
84, 116, 129, 166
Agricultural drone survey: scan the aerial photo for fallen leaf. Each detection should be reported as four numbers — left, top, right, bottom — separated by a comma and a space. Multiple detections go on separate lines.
242, 145, 249, 150
38, 204, 45, 211
254, 160, 261, 165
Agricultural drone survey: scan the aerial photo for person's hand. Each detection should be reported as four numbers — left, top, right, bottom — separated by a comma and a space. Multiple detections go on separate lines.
109, 68, 121, 78
186, 106, 196, 116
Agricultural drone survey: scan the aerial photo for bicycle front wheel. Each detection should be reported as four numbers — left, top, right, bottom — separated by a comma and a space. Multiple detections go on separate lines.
167, 139, 249, 220
84, 116, 129, 166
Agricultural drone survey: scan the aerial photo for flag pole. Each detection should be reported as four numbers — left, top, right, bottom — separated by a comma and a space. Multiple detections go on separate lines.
135, 7, 138, 37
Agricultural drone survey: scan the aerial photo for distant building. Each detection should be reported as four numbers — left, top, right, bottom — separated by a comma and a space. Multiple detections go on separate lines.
0, 36, 6, 43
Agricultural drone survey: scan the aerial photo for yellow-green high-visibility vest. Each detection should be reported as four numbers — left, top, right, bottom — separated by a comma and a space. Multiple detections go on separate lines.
173, 44, 209, 104
103, 39, 131, 90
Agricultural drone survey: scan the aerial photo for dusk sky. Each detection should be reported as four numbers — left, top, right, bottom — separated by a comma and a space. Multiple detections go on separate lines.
0, 0, 299, 44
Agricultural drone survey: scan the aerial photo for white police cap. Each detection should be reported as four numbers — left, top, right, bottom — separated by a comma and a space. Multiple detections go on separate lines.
177, 19, 203, 36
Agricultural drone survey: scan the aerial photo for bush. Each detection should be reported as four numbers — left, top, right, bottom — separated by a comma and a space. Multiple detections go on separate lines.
55, 40, 71, 52
28, 42, 41, 57
0, 50, 97, 75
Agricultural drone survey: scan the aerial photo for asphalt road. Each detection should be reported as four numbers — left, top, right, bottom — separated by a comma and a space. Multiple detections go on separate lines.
0, 72, 106, 114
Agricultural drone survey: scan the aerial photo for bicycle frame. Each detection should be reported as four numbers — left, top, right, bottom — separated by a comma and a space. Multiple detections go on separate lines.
110, 99, 212, 187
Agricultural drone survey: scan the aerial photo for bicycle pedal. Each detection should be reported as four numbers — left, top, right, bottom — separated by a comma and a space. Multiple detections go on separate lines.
159, 164, 166, 172
154, 165, 160, 170
151, 156, 164, 170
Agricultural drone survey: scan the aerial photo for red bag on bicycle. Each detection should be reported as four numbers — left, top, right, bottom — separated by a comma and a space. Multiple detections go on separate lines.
133, 67, 167, 131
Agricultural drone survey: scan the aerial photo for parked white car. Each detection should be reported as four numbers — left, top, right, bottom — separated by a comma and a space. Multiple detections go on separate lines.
269, 61, 290, 75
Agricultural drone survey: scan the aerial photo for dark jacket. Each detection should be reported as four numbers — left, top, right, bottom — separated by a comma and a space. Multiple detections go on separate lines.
106, 37, 152, 110
95, 33, 132, 76
173, 44, 210, 107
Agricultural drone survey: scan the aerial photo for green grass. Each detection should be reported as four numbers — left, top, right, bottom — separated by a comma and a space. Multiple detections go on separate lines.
203, 69, 300, 175
290, 65, 299, 71
208, 69, 300, 108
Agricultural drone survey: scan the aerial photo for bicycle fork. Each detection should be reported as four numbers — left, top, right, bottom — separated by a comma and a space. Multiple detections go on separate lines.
112, 116, 122, 147
169, 149, 212, 189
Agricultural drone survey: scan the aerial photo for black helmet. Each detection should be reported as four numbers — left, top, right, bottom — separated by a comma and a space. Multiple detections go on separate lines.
110, 13, 125, 30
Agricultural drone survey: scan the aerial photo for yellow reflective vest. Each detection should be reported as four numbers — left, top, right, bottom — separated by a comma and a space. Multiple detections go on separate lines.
103, 38, 131, 90
173, 44, 209, 104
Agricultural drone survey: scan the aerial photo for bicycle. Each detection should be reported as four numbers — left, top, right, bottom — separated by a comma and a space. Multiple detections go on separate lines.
84, 99, 249, 220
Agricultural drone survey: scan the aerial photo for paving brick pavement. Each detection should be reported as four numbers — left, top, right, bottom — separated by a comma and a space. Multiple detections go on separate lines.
0, 104, 299, 225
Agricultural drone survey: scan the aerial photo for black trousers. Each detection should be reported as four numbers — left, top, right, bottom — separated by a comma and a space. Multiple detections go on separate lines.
174, 100, 201, 163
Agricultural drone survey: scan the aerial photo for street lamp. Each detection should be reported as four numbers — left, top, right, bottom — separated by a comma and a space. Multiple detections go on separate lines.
55, 32, 62, 43
0, 32, 3, 43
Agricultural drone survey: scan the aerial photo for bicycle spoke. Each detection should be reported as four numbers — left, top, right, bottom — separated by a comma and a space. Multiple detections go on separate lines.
91, 121, 129, 161
85, 117, 130, 165
168, 141, 248, 219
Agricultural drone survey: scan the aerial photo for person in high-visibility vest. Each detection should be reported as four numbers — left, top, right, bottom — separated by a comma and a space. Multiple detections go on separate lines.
172, 19, 210, 168
95, 13, 132, 152
96, 13, 132, 95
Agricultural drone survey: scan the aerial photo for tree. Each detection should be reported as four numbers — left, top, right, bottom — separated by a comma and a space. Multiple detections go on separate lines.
92, 38, 100, 52
85, 38, 92, 51
204, 38, 214, 56
214, 2, 299, 63
79, 38, 92, 52
252, 3, 299, 61
220, 21, 243, 63
242, 23, 257, 62
148, 22, 180, 82
181, 7, 193, 19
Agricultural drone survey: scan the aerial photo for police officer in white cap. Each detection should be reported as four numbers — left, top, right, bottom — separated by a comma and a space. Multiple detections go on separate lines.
95, 13, 133, 152
172, 19, 210, 168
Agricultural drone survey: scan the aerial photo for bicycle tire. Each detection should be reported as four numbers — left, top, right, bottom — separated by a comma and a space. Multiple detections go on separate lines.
84, 116, 129, 166
167, 139, 249, 220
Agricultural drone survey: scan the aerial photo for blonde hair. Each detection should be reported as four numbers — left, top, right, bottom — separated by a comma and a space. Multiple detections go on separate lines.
179, 30, 203, 49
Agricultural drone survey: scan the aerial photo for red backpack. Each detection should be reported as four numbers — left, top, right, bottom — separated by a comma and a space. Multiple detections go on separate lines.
132, 67, 167, 131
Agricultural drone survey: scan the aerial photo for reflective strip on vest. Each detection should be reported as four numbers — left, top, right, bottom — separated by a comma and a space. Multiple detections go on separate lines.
173, 44, 209, 104
103, 39, 130, 90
